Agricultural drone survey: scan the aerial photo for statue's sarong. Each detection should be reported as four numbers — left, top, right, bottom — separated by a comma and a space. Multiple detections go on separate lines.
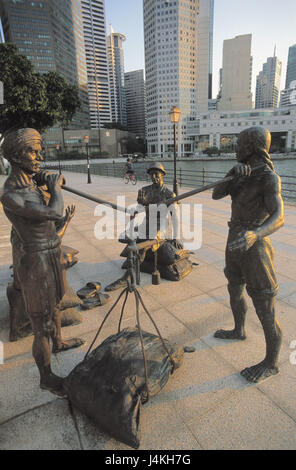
17, 237, 65, 327
225, 223, 278, 298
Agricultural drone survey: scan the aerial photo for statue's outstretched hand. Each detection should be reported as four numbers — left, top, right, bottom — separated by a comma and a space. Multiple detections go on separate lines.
65, 205, 76, 222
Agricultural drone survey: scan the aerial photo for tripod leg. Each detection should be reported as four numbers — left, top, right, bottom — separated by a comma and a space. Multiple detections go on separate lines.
136, 290, 176, 371
84, 287, 128, 360
118, 289, 129, 334
134, 290, 150, 402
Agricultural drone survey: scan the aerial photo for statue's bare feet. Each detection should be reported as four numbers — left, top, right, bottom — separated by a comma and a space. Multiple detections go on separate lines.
52, 338, 85, 353
40, 374, 66, 398
241, 360, 279, 383
214, 329, 246, 340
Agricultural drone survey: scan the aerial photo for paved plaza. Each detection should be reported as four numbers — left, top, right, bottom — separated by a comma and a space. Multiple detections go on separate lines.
0, 171, 296, 450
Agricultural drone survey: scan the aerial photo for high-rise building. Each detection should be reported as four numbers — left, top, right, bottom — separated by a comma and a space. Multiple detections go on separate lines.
285, 44, 296, 89
280, 87, 296, 108
218, 34, 253, 111
196, 0, 214, 112
280, 44, 296, 108
0, 0, 90, 128
124, 69, 146, 139
255, 54, 282, 109
81, 0, 111, 128
107, 27, 127, 126
143, 0, 199, 158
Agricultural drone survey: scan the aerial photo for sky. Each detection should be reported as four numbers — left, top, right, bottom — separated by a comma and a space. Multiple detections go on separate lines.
105, 0, 296, 98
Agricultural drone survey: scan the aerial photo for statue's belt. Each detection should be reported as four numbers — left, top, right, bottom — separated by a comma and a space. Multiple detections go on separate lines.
22, 237, 61, 253
228, 220, 261, 231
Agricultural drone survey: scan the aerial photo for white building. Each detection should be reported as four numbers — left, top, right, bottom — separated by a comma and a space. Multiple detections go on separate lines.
143, 0, 200, 158
186, 107, 296, 152
196, 0, 214, 112
255, 55, 282, 109
218, 34, 253, 111
81, 0, 112, 128
107, 28, 127, 126
280, 86, 296, 108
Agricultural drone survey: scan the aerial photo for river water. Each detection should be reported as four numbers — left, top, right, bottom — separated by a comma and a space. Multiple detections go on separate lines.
46, 156, 296, 200
132, 156, 296, 178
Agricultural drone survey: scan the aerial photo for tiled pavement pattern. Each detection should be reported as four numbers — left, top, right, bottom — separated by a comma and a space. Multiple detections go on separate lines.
0, 172, 296, 450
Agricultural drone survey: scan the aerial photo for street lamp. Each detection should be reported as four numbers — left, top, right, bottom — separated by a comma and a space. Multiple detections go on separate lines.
169, 106, 181, 195
84, 135, 91, 184
56, 144, 61, 175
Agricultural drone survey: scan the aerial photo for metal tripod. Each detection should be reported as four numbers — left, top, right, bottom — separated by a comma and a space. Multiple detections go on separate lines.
83, 238, 176, 402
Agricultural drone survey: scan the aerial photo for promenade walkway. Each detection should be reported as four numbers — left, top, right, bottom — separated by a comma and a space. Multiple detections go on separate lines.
0, 172, 296, 450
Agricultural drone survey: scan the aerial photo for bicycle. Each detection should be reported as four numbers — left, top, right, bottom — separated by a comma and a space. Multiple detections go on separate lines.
124, 172, 137, 185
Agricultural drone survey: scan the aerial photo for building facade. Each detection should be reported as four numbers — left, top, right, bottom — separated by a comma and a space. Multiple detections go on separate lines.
124, 69, 146, 140
255, 55, 282, 109
285, 44, 296, 89
0, 0, 90, 128
217, 34, 253, 111
196, 0, 214, 112
280, 44, 296, 108
186, 107, 296, 153
81, 0, 111, 129
107, 28, 127, 126
143, 0, 200, 158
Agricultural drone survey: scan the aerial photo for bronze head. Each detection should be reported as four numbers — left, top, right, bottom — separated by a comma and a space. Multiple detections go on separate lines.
2, 128, 43, 174
236, 126, 272, 165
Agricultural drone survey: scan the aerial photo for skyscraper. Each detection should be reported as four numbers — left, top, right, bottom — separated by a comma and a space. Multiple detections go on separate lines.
196, 0, 214, 112
285, 44, 296, 89
107, 27, 127, 126
143, 0, 199, 158
81, 0, 111, 128
0, 0, 90, 128
218, 34, 253, 111
255, 54, 282, 109
124, 69, 146, 139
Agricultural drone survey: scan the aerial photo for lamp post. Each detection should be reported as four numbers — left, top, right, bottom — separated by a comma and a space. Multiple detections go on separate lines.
84, 135, 91, 184
169, 106, 181, 195
56, 144, 61, 175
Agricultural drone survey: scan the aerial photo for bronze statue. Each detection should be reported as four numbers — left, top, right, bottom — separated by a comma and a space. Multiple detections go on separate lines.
8, 203, 82, 342
1, 128, 84, 397
105, 163, 190, 291
212, 126, 284, 383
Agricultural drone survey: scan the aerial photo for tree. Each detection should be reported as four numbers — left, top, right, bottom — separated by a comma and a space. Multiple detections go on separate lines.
0, 43, 81, 134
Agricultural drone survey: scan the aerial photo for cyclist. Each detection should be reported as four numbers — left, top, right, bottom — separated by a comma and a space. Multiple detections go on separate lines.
123, 158, 135, 181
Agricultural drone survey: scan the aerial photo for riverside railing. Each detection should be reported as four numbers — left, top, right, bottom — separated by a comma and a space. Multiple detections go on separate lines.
42, 161, 296, 202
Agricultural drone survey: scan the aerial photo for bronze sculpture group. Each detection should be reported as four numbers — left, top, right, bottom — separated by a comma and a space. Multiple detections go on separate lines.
0, 125, 284, 400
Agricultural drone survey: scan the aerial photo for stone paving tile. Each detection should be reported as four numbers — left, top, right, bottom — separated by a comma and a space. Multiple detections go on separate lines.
148, 347, 246, 425
166, 293, 232, 339
257, 361, 296, 421
185, 263, 227, 293
280, 292, 296, 308
200, 316, 292, 372
143, 278, 203, 309
0, 400, 81, 450
277, 274, 296, 299
187, 386, 296, 450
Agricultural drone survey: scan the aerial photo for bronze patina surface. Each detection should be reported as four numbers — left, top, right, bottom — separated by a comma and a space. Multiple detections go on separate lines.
212, 127, 284, 383
105, 163, 191, 291
1, 128, 84, 397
